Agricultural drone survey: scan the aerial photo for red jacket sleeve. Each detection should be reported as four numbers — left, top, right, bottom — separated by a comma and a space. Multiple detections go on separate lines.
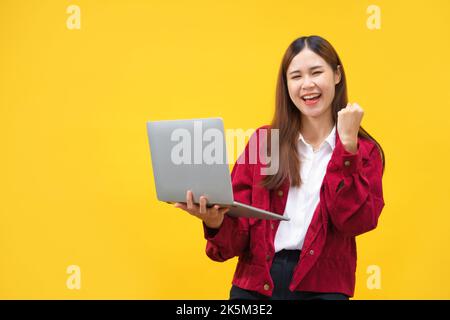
203, 130, 258, 262
322, 137, 385, 237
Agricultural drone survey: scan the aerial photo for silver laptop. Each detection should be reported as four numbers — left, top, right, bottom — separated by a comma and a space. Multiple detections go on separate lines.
146, 117, 289, 221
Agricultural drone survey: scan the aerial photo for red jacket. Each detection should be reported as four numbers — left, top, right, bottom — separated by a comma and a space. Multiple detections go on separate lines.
203, 126, 385, 297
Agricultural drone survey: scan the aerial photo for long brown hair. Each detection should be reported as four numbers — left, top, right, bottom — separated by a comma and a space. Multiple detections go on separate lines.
261, 35, 385, 190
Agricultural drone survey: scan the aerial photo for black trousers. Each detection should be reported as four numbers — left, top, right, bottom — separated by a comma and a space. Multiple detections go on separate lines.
229, 250, 349, 300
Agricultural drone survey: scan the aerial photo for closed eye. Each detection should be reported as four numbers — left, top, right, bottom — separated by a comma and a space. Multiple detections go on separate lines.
291, 71, 322, 79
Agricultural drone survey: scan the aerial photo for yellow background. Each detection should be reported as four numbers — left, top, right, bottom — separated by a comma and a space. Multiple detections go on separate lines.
1, 0, 450, 299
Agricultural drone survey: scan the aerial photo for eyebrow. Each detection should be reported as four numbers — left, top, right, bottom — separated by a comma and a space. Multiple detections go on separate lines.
289, 65, 324, 75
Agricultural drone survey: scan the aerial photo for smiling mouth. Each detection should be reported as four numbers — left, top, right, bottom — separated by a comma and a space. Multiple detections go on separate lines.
302, 93, 321, 105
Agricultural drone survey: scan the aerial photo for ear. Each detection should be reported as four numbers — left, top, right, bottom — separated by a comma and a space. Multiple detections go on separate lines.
335, 65, 342, 85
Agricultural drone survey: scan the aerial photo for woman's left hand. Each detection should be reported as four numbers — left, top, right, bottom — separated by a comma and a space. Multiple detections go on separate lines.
337, 103, 364, 153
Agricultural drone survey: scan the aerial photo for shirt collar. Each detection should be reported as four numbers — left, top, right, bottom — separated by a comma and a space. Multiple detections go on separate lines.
298, 124, 336, 151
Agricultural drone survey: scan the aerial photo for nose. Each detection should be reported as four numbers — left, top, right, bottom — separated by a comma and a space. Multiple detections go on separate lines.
302, 76, 316, 89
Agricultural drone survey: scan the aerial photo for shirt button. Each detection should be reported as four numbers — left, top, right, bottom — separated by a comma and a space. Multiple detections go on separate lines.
277, 190, 283, 196
263, 284, 270, 291
266, 254, 271, 261
270, 223, 274, 230
344, 160, 351, 167
309, 250, 314, 256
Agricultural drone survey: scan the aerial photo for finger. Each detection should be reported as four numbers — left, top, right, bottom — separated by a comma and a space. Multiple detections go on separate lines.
218, 206, 230, 215
174, 202, 186, 209
175, 203, 195, 216
213, 205, 228, 215
179, 203, 200, 217
199, 196, 207, 214
208, 204, 219, 217
186, 190, 194, 210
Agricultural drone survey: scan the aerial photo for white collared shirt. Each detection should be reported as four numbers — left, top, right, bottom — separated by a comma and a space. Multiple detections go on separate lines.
274, 125, 336, 252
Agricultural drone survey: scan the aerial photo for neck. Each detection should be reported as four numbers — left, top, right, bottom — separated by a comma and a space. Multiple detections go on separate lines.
300, 112, 334, 147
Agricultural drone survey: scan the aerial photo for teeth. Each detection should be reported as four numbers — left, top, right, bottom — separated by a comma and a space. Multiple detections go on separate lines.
303, 94, 320, 100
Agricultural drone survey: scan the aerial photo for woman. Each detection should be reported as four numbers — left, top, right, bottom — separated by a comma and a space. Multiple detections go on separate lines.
174, 35, 385, 300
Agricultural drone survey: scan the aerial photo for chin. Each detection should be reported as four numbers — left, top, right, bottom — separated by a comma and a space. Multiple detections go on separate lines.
299, 102, 332, 119
300, 107, 325, 118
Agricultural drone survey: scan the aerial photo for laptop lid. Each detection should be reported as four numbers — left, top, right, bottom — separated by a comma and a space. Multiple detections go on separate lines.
146, 118, 234, 205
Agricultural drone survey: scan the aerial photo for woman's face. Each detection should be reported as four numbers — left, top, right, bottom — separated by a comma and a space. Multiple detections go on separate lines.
286, 48, 341, 121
